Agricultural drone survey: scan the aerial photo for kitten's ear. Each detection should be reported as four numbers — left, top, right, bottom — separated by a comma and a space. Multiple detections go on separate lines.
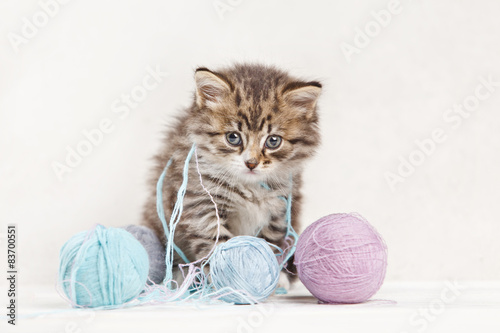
194, 67, 233, 108
282, 81, 322, 114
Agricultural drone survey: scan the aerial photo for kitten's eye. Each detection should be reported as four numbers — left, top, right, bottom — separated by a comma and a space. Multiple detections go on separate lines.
265, 135, 282, 149
226, 132, 242, 146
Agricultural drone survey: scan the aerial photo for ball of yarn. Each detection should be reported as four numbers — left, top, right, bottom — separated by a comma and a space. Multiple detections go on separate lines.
294, 213, 387, 304
123, 225, 166, 284
209, 236, 280, 304
58, 225, 149, 308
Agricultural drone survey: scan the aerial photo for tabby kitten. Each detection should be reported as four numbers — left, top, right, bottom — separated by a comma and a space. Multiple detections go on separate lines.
142, 63, 321, 289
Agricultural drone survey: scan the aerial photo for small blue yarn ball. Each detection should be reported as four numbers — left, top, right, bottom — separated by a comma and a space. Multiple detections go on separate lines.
209, 236, 280, 304
58, 225, 149, 308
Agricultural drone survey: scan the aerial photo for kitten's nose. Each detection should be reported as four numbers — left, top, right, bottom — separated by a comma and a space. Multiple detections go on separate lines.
245, 159, 258, 170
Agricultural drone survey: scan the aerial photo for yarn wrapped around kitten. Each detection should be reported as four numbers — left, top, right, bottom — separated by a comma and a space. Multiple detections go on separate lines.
208, 236, 280, 304
294, 213, 388, 304
58, 225, 149, 308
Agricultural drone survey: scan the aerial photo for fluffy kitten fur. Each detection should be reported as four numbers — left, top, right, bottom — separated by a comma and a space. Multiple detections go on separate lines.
142, 63, 321, 288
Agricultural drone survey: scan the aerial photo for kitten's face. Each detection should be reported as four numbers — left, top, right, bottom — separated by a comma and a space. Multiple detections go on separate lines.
189, 65, 321, 185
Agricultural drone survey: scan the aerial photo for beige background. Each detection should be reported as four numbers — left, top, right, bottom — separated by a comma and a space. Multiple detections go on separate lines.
1, 0, 499, 286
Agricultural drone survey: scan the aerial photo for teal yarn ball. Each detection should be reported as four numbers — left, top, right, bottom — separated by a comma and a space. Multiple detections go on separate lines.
209, 236, 280, 304
58, 225, 149, 308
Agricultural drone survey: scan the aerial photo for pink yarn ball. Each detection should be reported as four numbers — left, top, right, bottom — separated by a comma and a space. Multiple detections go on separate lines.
294, 213, 387, 304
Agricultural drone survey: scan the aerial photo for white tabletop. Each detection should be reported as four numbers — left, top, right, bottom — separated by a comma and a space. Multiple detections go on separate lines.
3, 281, 500, 333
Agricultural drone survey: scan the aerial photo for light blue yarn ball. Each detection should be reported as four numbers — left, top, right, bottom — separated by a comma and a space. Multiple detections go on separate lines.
58, 225, 149, 308
209, 236, 280, 304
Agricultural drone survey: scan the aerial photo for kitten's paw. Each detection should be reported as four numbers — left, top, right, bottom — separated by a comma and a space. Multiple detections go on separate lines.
275, 271, 290, 294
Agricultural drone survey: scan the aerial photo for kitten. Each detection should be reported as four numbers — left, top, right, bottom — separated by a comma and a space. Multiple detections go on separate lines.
142, 63, 321, 290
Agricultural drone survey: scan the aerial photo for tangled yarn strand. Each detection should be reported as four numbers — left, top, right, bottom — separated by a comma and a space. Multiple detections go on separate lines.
156, 145, 196, 283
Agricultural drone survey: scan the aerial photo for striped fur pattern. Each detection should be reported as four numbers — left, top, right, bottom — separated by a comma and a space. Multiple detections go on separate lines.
142, 63, 322, 286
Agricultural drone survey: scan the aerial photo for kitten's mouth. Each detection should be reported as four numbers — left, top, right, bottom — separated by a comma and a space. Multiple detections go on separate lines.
241, 170, 264, 183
